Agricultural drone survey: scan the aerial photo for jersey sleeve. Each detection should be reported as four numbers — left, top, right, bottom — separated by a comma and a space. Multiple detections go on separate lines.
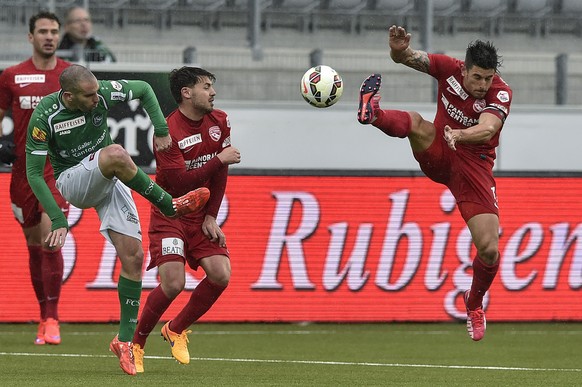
25, 108, 68, 230
484, 80, 512, 122
205, 113, 232, 218
427, 53, 460, 80
121, 80, 169, 137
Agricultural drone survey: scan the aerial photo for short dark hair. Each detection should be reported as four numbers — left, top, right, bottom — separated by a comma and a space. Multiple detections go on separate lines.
465, 40, 502, 72
29, 11, 61, 34
169, 67, 216, 104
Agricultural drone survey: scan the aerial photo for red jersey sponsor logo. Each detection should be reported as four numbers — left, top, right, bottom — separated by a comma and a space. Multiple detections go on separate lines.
209, 126, 221, 142
178, 134, 202, 149
489, 103, 508, 115
15, 74, 45, 85
18, 95, 43, 110
497, 90, 510, 103
473, 99, 486, 113
446, 76, 468, 100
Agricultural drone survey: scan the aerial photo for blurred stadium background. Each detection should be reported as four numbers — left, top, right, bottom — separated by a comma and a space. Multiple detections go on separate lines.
1, 0, 582, 104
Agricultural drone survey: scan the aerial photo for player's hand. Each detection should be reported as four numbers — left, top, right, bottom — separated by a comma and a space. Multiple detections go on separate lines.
217, 146, 241, 165
443, 125, 458, 151
46, 227, 68, 248
154, 134, 172, 152
202, 215, 226, 247
388, 25, 411, 53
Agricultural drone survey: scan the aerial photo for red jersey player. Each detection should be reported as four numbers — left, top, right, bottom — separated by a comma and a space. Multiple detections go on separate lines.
0, 11, 70, 345
132, 67, 241, 372
357, 25, 512, 341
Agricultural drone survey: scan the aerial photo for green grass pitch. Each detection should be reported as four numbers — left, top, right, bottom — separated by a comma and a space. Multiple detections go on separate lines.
0, 322, 580, 386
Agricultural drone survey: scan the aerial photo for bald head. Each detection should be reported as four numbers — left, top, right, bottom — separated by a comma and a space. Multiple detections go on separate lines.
59, 64, 96, 93
60, 64, 100, 112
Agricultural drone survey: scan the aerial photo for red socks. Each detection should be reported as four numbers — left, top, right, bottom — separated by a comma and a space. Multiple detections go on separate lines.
133, 286, 172, 348
28, 246, 46, 319
372, 109, 411, 138
43, 250, 63, 320
171, 278, 227, 333
468, 255, 499, 310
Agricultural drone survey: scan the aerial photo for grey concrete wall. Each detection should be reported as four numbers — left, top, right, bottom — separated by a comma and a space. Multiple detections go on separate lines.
220, 101, 582, 172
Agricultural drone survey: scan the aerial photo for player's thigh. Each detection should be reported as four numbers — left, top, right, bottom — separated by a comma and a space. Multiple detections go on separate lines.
56, 149, 115, 209
407, 111, 437, 153
466, 212, 499, 259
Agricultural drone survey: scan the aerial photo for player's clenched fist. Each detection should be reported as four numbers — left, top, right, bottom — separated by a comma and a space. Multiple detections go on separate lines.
218, 146, 241, 165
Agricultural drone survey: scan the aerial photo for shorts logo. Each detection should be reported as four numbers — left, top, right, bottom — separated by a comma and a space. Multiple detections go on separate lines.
92, 113, 104, 127
162, 237, 185, 257
121, 205, 139, 224
209, 126, 221, 142
178, 134, 202, 149
54, 116, 86, 133
15, 74, 45, 84
496, 91, 510, 103
32, 126, 47, 141
473, 99, 486, 113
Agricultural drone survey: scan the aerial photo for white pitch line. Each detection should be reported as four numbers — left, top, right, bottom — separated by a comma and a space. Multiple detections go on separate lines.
0, 352, 580, 373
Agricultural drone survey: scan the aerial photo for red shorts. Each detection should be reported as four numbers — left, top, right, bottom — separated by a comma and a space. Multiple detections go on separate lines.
10, 160, 69, 228
413, 134, 499, 222
147, 208, 230, 271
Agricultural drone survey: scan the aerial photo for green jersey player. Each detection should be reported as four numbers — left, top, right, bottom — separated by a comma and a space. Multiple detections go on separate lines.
25, 64, 209, 376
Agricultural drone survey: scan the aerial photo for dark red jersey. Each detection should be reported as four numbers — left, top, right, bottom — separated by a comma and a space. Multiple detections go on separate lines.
154, 108, 231, 219
0, 58, 70, 159
428, 53, 512, 160
0, 58, 70, 227
0, 57, 70, 182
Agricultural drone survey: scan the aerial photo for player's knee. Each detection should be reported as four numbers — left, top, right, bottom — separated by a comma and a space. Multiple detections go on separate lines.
102, 144, 131, 166
163, 277, 185, 299
477, 243, 499, 264
120, 249, 144, 276
208, 268, 230, 288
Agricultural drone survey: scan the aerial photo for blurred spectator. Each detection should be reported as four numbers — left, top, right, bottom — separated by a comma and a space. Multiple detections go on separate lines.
57, 6, 116, 63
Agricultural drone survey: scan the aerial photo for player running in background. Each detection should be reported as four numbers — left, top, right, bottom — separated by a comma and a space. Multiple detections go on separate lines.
25, 64, 210, 375
358, 25, 512, 341
0, 11, 70, 346
132, 67, 241, 373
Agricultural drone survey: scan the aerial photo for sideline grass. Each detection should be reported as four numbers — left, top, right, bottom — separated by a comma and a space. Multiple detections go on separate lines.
0, 322, 580, 386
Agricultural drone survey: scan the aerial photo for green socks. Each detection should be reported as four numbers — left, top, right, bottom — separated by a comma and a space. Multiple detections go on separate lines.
117, 276, 142, 342
125, 168, 175, 216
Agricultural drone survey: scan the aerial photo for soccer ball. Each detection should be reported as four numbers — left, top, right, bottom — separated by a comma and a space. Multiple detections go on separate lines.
300, 65, 343, 108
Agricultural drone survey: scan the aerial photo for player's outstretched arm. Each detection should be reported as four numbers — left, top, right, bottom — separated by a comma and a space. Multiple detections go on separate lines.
388, 25, 430, 74
443, 112, 503, 151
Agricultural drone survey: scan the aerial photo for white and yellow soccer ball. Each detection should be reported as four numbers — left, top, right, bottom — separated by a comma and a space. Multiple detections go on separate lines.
300, 65, 343, 108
